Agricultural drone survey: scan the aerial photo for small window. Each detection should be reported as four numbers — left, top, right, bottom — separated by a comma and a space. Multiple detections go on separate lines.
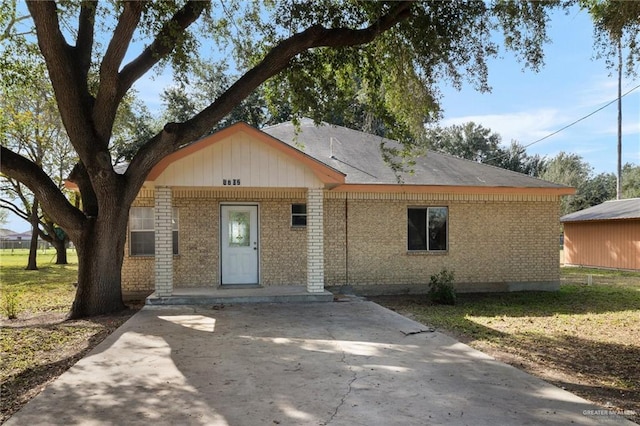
291, 204, 307, 227
172, 208, 179, 255
407, 207, 448, 251
129, 207, 179, 256
130, 207, 155, 256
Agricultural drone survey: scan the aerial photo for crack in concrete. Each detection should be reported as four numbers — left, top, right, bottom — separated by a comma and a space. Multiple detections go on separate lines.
325, 349, 357, 425
323, 326, 359, 425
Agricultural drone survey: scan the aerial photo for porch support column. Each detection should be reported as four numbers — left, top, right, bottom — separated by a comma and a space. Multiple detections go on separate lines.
306, 188, 325, 293
154, 186, 173, 297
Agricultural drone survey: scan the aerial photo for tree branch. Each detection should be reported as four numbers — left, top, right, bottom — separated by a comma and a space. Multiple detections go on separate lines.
184, 1, 414, 142
68, 162, 98, 217
1, 146, 85, 237
76, 1, 97, 86
37, 225, 52, 243
2, 10, 31, 41
126, 1, 413, 187
0, 199, 29, 221
118, 1, 208, 96
27, 1, 97, 163
8, 178, 33, 215
93, 1, 145, 143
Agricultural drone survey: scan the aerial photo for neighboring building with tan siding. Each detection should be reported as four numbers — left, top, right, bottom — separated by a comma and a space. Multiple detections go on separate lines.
119, 119, 574, 299
561, 198, 640, 271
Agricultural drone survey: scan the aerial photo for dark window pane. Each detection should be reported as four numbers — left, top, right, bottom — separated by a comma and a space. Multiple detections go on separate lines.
173, 230, 179, 255
131, 231, 154, 256
292, 204, 307, 214
292, 204, 307, 226
407, 209, 427, 250
292, 215, 307, 226
428, 207, 448, 251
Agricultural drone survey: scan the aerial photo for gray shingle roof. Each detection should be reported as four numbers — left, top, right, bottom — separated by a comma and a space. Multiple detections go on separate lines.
262, 119, 569, 189
560, 198, 640, 222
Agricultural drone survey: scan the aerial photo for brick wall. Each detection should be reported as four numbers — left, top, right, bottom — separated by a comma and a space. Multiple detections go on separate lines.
122, 188, 561, 295
121, 197, 154, 297
323, 198, 347, 285
172, 197, 219, 287
259, 199, 307, 285
324, 193, 560, 292
122, 189, 308, 294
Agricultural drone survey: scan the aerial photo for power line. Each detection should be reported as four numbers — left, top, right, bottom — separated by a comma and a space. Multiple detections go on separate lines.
485, 82, 640, 162
521, 82, 640, 150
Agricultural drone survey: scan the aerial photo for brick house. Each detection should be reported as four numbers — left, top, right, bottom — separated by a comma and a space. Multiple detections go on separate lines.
122, 119, 573, 300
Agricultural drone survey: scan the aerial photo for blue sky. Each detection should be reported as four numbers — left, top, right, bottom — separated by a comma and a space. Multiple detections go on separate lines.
438, 7, 639, 175
4, 5, 638, 233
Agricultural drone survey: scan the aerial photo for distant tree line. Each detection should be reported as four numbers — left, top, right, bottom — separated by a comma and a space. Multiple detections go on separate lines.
424, 121, 640, 216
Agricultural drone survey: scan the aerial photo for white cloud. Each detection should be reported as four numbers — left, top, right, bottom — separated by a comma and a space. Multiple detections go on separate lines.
577, 75, 619, 108
440, 108, 568, 146
595, 120, 640, 137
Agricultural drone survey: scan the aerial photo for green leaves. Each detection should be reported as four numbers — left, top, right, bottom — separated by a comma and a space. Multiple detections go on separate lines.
581, 0, 640, 76
540, 154, 640, 214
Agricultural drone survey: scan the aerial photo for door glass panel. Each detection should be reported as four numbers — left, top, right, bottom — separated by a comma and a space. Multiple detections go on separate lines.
228, 211, 250, 247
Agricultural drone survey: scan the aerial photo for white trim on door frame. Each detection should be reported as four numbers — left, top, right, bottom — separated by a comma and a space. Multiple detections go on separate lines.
219, 203, 260, 285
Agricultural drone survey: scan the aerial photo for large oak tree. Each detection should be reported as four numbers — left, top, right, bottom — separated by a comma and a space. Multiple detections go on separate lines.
1, 1, 557, 318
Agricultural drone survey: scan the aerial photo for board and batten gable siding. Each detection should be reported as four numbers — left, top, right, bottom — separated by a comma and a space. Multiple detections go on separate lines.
153, 130, 324, 188
564, 219, 640, 271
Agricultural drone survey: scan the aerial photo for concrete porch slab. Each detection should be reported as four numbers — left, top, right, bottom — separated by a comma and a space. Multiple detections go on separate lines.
146, 285, 334, 305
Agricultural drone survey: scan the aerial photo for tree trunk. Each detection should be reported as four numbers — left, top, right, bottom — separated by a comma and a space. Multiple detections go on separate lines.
26, 200, 39, 270
52, 236, 68, 264
68, 205, 129, 319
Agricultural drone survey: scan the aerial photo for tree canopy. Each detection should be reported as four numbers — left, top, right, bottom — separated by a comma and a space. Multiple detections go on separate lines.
425, 122, 547, 176
582, 0, 640, 76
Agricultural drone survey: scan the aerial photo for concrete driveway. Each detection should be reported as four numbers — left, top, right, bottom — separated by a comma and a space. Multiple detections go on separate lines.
6, 301, 635, 425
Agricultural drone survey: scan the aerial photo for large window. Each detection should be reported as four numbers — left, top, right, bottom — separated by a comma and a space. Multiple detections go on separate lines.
407, 207, 448, 252
291, 204, 307, 227
129, 207, 179, 256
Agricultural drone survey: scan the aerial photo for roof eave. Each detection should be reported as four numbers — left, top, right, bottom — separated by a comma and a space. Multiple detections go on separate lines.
330, 184, 576, 195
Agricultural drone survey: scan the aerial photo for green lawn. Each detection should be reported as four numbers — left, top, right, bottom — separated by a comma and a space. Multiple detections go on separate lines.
0, 249, 79, 316
0, 249, 138, 423
372, 267, 640, 419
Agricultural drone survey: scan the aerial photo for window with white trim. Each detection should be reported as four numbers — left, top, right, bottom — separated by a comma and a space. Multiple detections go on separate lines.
407, 207, 448, 251
291, 204, 307, 227
129, 207, 179, 256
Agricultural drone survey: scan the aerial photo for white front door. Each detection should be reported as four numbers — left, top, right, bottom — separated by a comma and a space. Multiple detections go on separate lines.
220, 205, 259, 285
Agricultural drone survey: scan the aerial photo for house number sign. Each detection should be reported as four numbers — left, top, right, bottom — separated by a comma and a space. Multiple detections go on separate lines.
223, 179, 241, 186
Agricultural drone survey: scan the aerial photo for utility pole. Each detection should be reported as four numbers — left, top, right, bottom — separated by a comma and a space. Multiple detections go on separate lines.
616, 38, 622, 200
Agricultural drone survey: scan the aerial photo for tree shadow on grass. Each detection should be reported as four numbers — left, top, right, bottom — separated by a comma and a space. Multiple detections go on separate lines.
373, 295, 639, 422
0, 327, 115, 423
494, 332, 640, 421
469, 286, 638, 317
0, 307, 140, 422
6, 303, 627, 426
